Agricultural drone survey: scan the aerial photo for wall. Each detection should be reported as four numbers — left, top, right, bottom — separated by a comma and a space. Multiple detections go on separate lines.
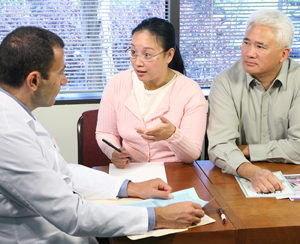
33, 103, 99, 164
32, 93, 209, 164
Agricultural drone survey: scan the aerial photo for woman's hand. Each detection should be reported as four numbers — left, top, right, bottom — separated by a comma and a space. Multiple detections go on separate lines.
111, 148, 131, 168
135, 116, 175, 142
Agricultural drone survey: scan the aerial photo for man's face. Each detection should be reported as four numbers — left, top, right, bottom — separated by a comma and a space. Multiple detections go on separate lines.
241, 24, 287, 82
34, 46, 67, 107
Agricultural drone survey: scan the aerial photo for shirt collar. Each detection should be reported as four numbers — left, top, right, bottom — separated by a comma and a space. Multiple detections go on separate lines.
275, 58, 289, 90
245, 59, 289, 91
0, 87, 36, 120
245, 72, 255, 90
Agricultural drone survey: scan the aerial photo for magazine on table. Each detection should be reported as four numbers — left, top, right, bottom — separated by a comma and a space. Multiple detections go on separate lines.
276, 174, 300, 201
235, 171, 296, 198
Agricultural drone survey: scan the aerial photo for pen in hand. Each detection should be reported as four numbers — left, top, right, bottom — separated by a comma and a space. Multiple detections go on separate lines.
102, 139, 132, 160
217, 207, 227, 224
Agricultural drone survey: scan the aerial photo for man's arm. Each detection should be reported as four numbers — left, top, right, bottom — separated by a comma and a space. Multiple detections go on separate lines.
207, 74, 250, 175
237, 162, 283, 193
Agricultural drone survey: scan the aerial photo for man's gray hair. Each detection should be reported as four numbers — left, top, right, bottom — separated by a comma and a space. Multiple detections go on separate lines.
246, 9, 294, 48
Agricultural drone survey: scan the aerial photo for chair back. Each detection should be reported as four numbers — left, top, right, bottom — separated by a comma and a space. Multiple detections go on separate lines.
77, 109, 111, 167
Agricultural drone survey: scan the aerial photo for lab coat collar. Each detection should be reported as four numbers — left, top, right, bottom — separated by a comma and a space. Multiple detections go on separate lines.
0, 87, 35, 120
0, 91, 48, 135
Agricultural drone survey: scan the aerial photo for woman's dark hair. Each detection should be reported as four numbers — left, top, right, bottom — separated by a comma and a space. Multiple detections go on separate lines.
132, 17, 185, 74
0, 26, 64, 88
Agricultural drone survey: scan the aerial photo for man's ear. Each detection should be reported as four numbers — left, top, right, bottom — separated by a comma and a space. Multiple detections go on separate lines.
280, 47, 291, 63
25, 71, 41, 91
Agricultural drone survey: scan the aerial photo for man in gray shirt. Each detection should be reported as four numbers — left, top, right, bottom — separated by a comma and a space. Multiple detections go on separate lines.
208, 9, 300, 193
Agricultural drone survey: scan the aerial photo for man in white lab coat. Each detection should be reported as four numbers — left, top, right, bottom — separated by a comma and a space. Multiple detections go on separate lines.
0, 26, 204, 244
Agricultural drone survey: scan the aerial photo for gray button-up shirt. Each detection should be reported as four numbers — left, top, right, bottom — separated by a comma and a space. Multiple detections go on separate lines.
208, 58, 300, 175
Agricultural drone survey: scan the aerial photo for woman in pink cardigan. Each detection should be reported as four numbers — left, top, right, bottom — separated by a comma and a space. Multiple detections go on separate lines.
96, 17, 207, 168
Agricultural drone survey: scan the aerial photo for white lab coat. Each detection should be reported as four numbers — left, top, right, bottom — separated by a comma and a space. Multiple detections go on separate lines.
0, 92, 148, 244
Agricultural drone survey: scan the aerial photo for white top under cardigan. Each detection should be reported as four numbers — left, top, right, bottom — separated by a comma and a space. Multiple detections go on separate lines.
133, 71, 177, 121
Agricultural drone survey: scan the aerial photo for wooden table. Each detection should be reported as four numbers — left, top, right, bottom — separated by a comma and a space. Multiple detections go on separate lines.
194, 160, 300, 244
94, 162, 236, 244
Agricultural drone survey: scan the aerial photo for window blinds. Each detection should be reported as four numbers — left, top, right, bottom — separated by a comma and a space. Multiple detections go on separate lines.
1, 1, 300, 93
180, 0, 300, 87
0, 0, 167, 93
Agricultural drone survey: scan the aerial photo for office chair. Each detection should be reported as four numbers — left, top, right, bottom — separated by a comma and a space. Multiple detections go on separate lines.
77, 109, 111, 167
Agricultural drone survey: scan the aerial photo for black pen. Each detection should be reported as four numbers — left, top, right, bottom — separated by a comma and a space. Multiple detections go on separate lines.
102, 139, 131, 160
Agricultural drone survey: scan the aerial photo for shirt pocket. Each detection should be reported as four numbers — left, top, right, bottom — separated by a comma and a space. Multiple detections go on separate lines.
274, 117, 288, 139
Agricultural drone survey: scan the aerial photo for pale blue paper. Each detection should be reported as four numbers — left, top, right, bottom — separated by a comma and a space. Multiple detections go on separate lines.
121, 187, 213, 207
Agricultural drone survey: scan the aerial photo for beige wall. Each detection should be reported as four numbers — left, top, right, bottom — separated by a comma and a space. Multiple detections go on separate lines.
33, 103, 99, 164
32, 94, 209, 164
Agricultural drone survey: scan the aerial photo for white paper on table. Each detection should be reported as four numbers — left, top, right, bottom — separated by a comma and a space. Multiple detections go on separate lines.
127, 214, 215, 240
122, 188, 216, 240
109, 162, 167, 183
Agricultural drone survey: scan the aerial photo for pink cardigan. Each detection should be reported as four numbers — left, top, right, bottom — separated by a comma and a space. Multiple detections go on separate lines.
96, 69, 207, 163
